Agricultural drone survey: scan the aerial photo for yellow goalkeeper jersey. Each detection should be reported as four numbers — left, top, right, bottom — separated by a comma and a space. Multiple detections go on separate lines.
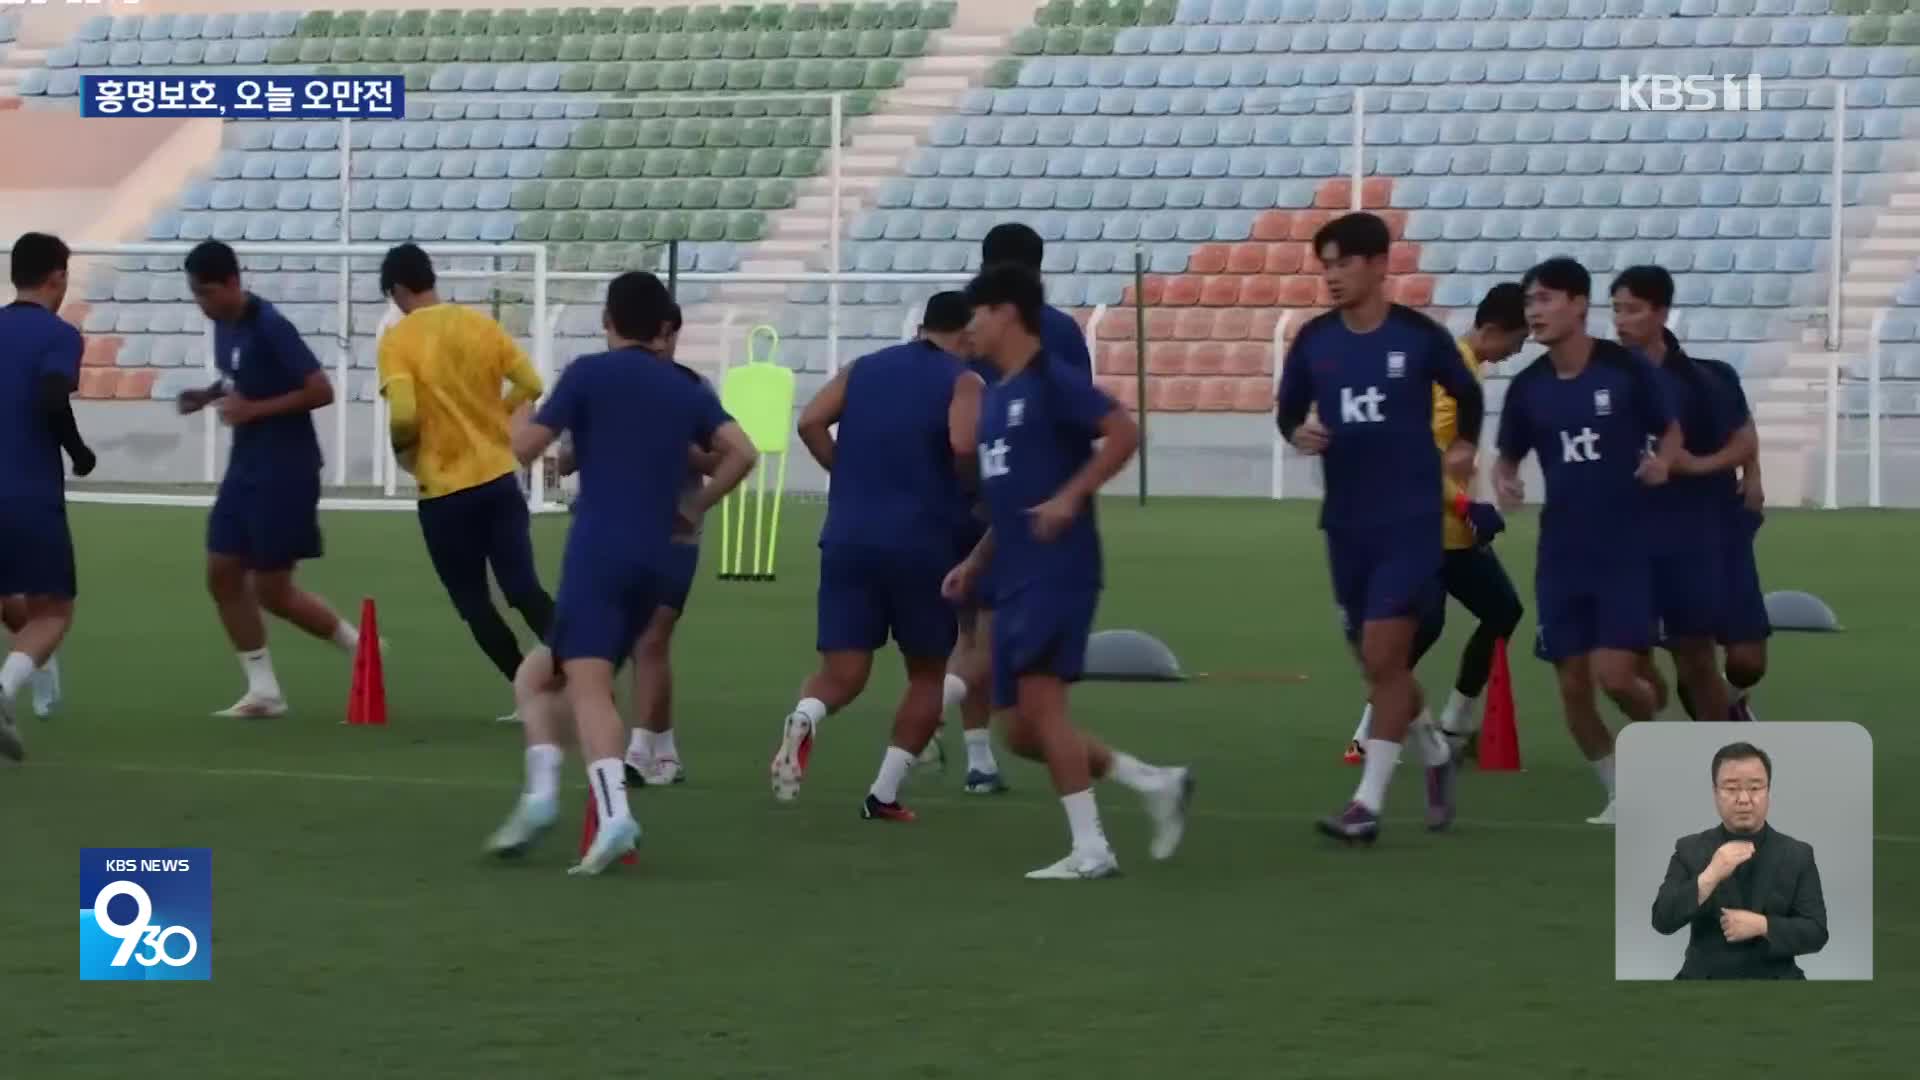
377, 304, 543, 500
1436, 338, 1485, 551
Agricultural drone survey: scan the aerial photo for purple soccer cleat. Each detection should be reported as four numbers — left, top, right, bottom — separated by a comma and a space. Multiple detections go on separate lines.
1316, 801, 1380, 846
1425, 756, 1459, 832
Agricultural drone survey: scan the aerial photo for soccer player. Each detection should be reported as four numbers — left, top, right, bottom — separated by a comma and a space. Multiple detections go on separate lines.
0, 232, 92, 759
1612, 266, 1754, 727
942, 263, 1191, 879
488, 272, 756, 874
175, 240, 361, 717
1346, 284, 1529, 763
1276, 212, 1484, 842
980, 223, 1093, 377
1494, 257, 1679, 825
3, 597, 63, 718
1702, 363, 1770, 722
377, 244, 554, 720
769, 292, 983, 820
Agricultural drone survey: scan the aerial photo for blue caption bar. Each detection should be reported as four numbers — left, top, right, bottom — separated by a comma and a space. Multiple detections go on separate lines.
80, 74, 403, 119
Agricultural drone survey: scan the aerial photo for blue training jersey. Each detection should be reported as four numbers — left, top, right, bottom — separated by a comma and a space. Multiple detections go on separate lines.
214, 294, 324, 482
1275, 303, 1483, 531
1693, 352, 1762, 537
977, 351, 1114, 597
537, 347, 730, 566
1496, 338, 1675, 569
1040, 304, 1092, 378
0, 301, 84, 504
820, 339, 971, 561
1640, 341, 1742, 554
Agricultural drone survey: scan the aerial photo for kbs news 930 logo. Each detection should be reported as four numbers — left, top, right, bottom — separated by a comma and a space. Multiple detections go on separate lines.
79, 848, 211, 981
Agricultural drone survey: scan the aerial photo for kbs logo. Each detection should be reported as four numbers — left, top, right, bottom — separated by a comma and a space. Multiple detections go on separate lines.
1617, 74, 1764, 113
80, 848, 212, 981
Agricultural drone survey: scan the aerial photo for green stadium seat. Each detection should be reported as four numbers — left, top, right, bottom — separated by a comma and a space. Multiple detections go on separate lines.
363, 38, 395, 63
791, 30, 823, 58
296, 39, 329, 64
457, 10, 490, 35
1109, 0, 1143, 21
560, 64, 594, 91
683, 178, 721, 210
510, 183, 546, 212
549, 212, 586, 243
668, 118, 703, 149
1044, 27, 1080, 55
717, 178, 756, 210
689, 31, 724, 60
556, 8, 593, 35
704, 148, 743, 177
861, 59, 899, 88
615, 179, 649, 209
764, 58, 798, 90
740, 118, 777, 148
268, 38, 299, 63
774, 117, 810, 147
524, 11, 557, 35
546, 181, 582, 210
796, 59, 831, 89
648, 179, 685, 210
725, 5, 758, 31
823, 29, 856, 58
678, 148, 715, 178
887, 1, 922, 29
580, 180, 616, 211
1011, 27, 1045, 56
515, 211, 553, 242
609, 150, 645, 178
727, 212, 767, 243
655, 211, 692, 242
654, 5, 687, 33
486, 11, 522, 35
643, 149, 681, 179
823, 3, 855, 30
623, 33, 657, 61
600, 120, 635, 149
592, 62, 626, 91
590, 8, 623, 34
589, 34, 622, 62
1082, 26, 1116, 55
524, 36, 559, 62
658, 60, 694, 91
686, 6, 721, 33
490, 38, 524, 63
785, 4, 820, 30
722, 30, 757, 59
558, 34, 591, 62
986, 58, 1021, 88
637, 118, 673, 148
1143, 0, 1176, 24
621, 8, 655, 33
784, 148, 823, 176
618, 212, 655, 242
585, 211, 620, 243
852, 2, 889, 30
572, 120, 606, 150
333, 39, 366, 64
894, 29, 927, 57
396, 11, 428, 35
921, 1, 956, 29
544, 150, 579, 179
404, 64, 431, 91
626, 63, 661, 92
459, 37, 490, 63
728, 60, 765, 90
755, 179, 796, 210
295, 12, 331, 37
425, 36, 458, 62
753, 4, 790, 29
691, 60, 728, 91
688, 212, 725, 243
856, 29, 891, 57
426, 12, 459, 36
364, 10, 395, 36
656, 33, 689, 61
754, 30, 790, 59
706, 118, 744, 148
576, 150, 609, 179
333, 12, 366, 37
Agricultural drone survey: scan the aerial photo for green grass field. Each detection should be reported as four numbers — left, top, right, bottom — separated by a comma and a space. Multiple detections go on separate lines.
3, 499, 1914, 1078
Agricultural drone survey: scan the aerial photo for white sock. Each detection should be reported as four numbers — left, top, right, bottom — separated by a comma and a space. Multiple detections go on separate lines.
791, 696, 827, 729
942, 672, 968, 710
1060, 789, 1108, 853
1353, 739, 1403, 813
653, 728, 678, 760
330, 620, 360, 654
1591, 753, 1616, 801
237, 648, 282, 700
586, 757, 632, 825
869, 745, 915, 803
1352, 703, 1372, 743
1408, 710, 1451, 768
525, 743, 563, 802
1440, 689, 1477, 733
963, 728, 998, 773
1104, 749, 1163, 794
626, 728, 655, 761
0, 651, 33, 700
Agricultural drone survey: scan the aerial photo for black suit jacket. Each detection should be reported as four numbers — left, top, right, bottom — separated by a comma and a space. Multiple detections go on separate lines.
1650, 823, 1829, 980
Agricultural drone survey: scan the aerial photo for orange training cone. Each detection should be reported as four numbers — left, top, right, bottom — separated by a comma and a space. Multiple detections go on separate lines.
1477, 637, 1521, 771
580, 792, 639, 865
346, 598, 386, 727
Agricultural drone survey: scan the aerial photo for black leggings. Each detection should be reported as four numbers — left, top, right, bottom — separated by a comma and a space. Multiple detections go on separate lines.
1411, 546, 1525, 698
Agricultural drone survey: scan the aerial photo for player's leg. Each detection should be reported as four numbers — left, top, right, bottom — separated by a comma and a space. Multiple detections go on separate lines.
1439, 547, 1524, 750
1346, 594, 1442, 763
420, 483, 526, 693
2, 594, 61, 720
0, 595, 75, 761
204, 546, 284, 717
859, 560, 958, 819
1552, 653, 1618, 823
1536, 578, 1625, 822
1718, 534, 1770, 721
625, 604, 683, 785
772, 546, 881, 801
955, 606, 1007, 793
486, 647, 570, 857
1652, 552, 1729, 724
1722, 641, 1766, 721
251, 569, 357, 652
481, 473, 556, 645
554, 569, 653, 875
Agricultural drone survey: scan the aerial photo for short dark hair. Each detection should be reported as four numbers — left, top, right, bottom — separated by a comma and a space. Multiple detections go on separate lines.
1474, 283, 1526, 331
965, 263, 1045, 334
661, 301, 683, 335
921, 291, 972, 333
605, 271, 673, 343
1711, 741, 1772, 784
1520, 256, 1590, 300
184, 240, 241, 284
981, 223, 1044, 272
1610, 265, 1675, 310
1311, 211, 1391, 261
10, 232, 70, 290
379, 243, 435, 295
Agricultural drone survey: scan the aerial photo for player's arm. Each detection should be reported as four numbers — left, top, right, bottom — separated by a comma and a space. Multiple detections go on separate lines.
516, 364, 581, 465
1492, 372, 1533, 507
497, 324, 544, 409
224, 320, 333, 424
176, 378, 228, 414
687, 444, 723, 476
1031, 373, 1138, 540
687, 391, 758, 513
377, 333, 420, 455
1674, 420, 1757, 477
1431, 328, 1485, 481
41, 331, 95, 476
1273, 331, 1319, 448
948, 370, 985, 483
795, 365, 849, 472
944, 527, 995, 603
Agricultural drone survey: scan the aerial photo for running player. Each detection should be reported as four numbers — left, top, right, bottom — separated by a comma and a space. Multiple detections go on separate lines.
943, 263, 1191, 879
175, 240, 361, 718
1345, 283, 1529, 763
487, 272, 757, 874
1612, 266, 1753, 726
1277, 212, 1484, 843
0, 232, 92, 759
378, 243, 554, 720
3, 597, 62, 718
1702, 361, 1769, 721
768, 293, 983, 820
1495, 257, 1678, 825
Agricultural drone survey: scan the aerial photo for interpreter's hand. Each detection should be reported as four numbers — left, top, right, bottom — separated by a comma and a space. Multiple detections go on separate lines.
1707, 839, 1756, 883
1720, 908, 1768, 943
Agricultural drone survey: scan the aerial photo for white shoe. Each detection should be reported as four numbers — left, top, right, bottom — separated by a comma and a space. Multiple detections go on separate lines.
214, 694, 288, 719
769, 713, 814, 802
486, 795, 559, 857
0, 694, 23, 762
1025, 847, 1121, 881
30, 657, 60, 719
494, 710, 521, 724
1586, 800, 1616, 826
639, 757, 685, 786
568, 815, 640, 876
1142, 767, 1195, 861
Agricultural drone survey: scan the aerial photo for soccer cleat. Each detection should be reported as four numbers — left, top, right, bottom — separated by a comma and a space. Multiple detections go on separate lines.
1342, 740, 1364, 766
1316, 801, 1381, 845
0, 696, 24, 763
1024, 847, 1121, 881
639, 757, 685, 786
1143, 767, 1195, 861
1425, 756, 1459, 832
769, 713, 814, 802
485, 795, 558, 858
214, 694, 288, 719
963, 768, 1009, 795
30, 657, 60, 719
568, 815, 641, 876
1586, 800, 1617, 826
860, 793, 916, 822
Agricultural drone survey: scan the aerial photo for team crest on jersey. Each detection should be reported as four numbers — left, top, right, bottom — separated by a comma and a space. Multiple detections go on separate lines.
1008, 398, 1025, 428
1386, 352, 1406, 379
1594, 389, 1612, 416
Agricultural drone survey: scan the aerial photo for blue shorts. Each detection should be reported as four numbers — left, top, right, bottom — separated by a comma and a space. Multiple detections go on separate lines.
0, 498, 77, 599
990, 586, 1098, 710
816, 544, 956, 659
660, 542, 699, 614
1325, 521, 1443, 644
549, 550, 665, 664
1651, 549, 1724, 643
1534, 557, 1656, 663
208, 471, 322, 571
1718, 532, 1771, 644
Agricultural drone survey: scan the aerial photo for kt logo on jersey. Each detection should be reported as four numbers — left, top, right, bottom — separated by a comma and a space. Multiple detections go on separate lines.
79, 848, 211, 981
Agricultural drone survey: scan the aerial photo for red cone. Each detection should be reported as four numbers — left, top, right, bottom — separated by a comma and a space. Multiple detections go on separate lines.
1477, 637, 1521, 771
579, 792, 639, 865
346, 598, 386, 726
